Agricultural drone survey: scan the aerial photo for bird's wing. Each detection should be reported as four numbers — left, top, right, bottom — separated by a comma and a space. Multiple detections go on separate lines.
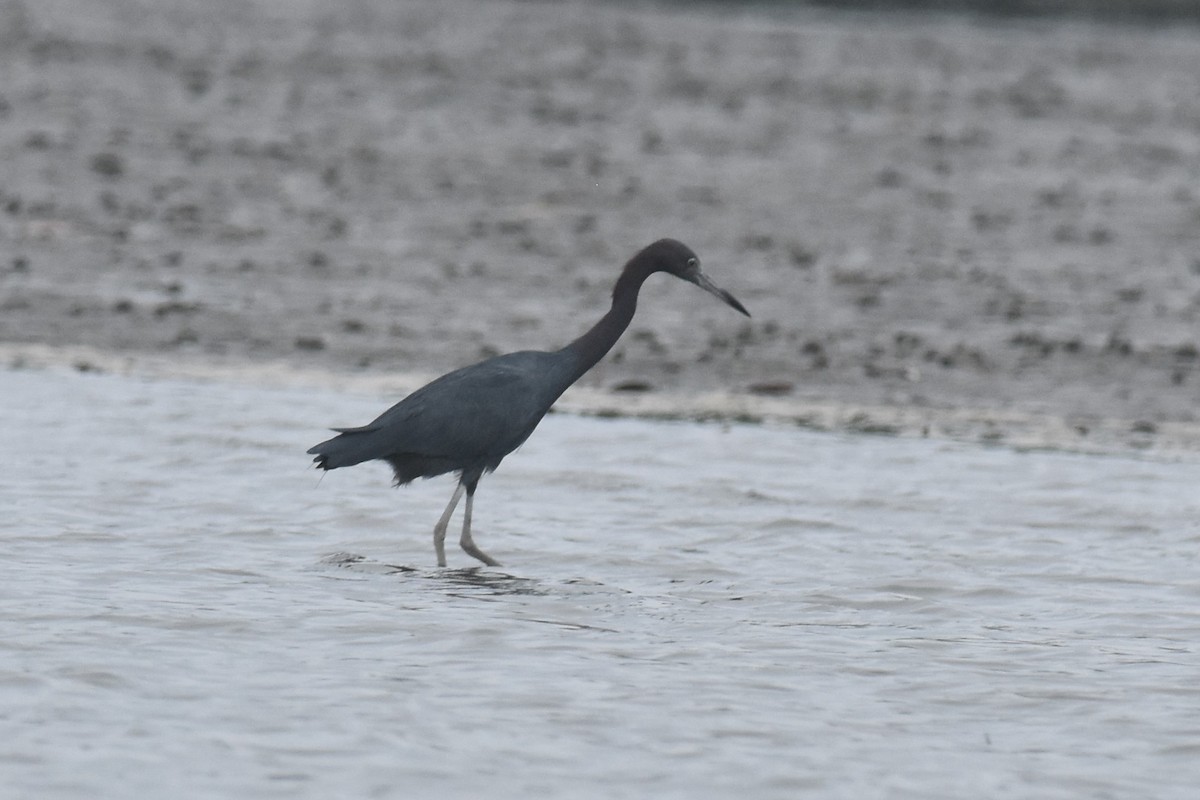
353, 354, 559, 461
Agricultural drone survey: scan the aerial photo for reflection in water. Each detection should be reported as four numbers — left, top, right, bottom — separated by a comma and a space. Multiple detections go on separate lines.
322, 551, 547, 596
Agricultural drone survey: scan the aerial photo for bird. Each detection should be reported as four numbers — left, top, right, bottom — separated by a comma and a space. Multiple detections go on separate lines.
308, 238, 749, 567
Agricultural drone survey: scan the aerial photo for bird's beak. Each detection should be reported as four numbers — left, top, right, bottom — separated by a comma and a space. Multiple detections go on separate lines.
694, 270, 751, 317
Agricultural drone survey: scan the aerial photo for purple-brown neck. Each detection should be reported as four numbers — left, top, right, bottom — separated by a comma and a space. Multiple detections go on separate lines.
559, 257, 657, 381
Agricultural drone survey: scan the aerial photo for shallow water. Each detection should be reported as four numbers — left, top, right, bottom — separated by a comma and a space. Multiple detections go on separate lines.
3, 366, 1199, 799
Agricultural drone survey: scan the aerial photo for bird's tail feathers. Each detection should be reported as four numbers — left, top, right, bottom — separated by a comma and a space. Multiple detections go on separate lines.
307, 427, 383, 471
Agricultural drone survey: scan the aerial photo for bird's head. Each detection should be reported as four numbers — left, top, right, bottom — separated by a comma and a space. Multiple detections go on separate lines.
637, 238, 751, 317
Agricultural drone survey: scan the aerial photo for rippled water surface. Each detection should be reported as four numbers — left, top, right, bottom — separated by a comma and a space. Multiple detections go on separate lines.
3, 367, 1199, 799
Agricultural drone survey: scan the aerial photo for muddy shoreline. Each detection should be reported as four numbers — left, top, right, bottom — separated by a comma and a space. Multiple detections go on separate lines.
2, 0, 1199, 453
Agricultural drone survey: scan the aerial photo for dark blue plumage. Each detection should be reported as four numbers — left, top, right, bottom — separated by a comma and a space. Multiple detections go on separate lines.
308, 238, 749, 566
310, 351, 576, 483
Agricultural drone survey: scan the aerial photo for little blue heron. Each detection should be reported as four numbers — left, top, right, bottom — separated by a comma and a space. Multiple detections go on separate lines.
308, 238, 749, 566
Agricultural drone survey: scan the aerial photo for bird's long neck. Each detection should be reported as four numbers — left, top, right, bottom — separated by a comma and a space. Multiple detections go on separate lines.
560, 260, 654, 383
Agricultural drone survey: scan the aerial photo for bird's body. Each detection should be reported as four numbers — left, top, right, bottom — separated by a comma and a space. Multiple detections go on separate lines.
310, 350, 577, 484
309, 239, 748, 566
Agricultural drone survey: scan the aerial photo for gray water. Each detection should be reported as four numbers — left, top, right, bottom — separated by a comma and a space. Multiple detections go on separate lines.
2, 366, 1199, 799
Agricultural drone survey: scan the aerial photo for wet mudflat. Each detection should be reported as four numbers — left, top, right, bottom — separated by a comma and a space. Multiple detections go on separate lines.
3, 0, 1200, 436
3, 365, 1199, 799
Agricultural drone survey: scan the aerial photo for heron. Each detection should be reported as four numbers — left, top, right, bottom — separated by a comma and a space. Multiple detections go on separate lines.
308, 238, 749, 567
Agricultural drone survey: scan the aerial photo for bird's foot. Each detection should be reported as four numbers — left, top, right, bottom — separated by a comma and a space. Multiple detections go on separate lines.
461, 542, 501, 567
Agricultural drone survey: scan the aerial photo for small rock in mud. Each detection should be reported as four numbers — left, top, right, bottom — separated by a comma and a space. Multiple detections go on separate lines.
294, 336, 326, 351
90, 153, 124, 178
746, 381, 794, 396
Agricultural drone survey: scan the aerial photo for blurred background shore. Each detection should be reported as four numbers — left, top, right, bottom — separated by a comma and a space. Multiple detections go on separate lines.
798, 0, 1200, 21
2, 0, 1198, 452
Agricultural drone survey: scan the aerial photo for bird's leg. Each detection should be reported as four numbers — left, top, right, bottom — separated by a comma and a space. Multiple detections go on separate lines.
459, 483, 500, 567
432, 483, 465, 567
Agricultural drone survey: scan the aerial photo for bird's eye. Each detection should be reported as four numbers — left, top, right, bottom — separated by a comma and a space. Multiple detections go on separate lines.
686, 257, 698, 269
